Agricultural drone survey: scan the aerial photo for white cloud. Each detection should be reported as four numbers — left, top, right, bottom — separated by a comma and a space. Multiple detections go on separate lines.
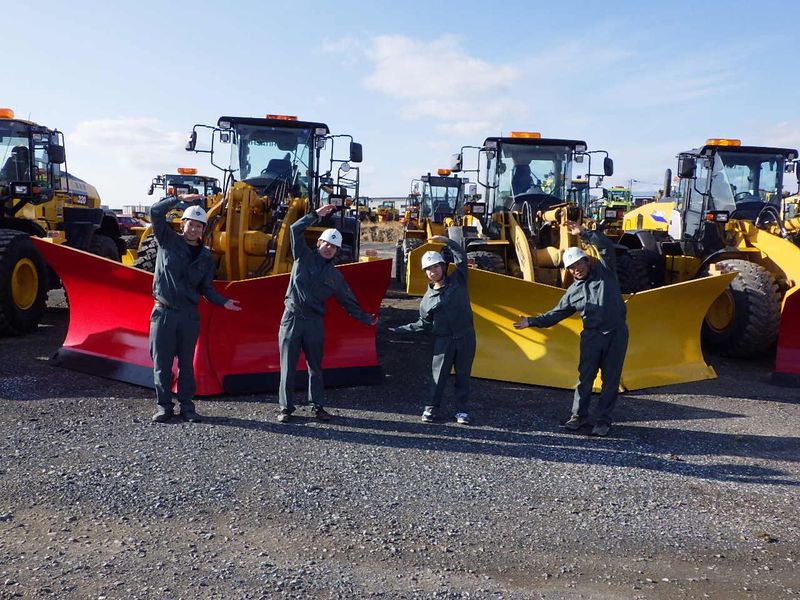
66, 118, 210, 208
361, 35, 524, 124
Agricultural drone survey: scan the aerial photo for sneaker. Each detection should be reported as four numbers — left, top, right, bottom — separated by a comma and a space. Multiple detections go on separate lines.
151, 406, 173, 423
455, 412, 471, 425
421, 408, 435, 423
590, 423, 610, 437
313, 407, 332, 422
179, 408, 203, 423
561, 415, 589, 431
277, 409, 293, 423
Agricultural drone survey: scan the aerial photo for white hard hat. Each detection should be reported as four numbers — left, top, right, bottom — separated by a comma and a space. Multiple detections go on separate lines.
319, 228, 342, 248
562, 246, 587, 268
181, 205, 208, 225
421, 250, 445, 270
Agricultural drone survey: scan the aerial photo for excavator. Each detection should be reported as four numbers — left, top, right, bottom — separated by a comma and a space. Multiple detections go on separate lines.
403, 131, 736, 391
33, 114, 391, 395
0, 108, 124, 335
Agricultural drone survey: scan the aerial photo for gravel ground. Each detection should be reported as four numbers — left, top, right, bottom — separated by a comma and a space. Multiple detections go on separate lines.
1, 251, 799, 599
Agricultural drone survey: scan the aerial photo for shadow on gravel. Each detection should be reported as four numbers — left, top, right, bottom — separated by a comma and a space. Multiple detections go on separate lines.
201, 414, 799, 487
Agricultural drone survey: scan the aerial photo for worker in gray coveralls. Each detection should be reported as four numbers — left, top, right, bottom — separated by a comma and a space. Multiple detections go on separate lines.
277, 204, 377, 423
514, 221, 627, 437
389, 235, 476, 425
150, 194, 241, 424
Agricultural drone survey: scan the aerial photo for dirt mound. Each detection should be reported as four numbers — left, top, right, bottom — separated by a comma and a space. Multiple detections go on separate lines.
360, 222, 404, 243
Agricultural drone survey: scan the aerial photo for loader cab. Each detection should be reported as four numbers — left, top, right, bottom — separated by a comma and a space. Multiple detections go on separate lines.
0, 110, 66, 211
420, 169, 465, 223
479, 133, 611, 218
674, 139, 799, 251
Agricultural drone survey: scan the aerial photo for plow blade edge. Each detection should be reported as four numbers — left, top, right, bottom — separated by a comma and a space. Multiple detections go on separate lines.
773, 285, 800, 386
33, 238, 391, 395
468, 269, 736, 391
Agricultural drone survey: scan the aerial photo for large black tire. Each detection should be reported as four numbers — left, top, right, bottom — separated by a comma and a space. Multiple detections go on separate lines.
0, 230, 48, 336
701, 259, 782, 357
133, 234, 159, 272
89, 234, 121, 261
615, 250, 652, 294
120, 234, 139, 250
467, 250, 506, 274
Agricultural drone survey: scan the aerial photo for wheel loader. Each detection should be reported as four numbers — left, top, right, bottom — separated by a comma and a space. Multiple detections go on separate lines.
128, 168, 222, 268
0, 108, 124, 335
403, 132, 736, 392
33, 113, 391, 395
395, 169, 470, 284
405, 132, 649, 295
619, 138, 800, 358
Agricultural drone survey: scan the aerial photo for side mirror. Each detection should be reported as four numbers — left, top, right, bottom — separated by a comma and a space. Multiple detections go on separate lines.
147, 183, 154, 196
603, 157, 614, 177
185, 131, 197, 152
679, 157, 696, 179
349, 142, 363, 163
219, 131, 231, 144
48, 144, 66, 164
450, 153, 463, 172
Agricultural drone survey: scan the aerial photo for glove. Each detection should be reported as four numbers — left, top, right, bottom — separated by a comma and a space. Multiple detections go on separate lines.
387, 326, 397, 333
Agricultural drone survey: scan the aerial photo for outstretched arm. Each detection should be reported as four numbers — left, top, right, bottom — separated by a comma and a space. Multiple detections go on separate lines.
513, 292, 576, 329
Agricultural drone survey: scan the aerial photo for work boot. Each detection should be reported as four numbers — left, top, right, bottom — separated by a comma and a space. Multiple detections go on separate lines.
151, 405, 173, 423
455, 412, 471, 425
179, 407, 203, 423
561, 415, 589, 431
313, 407, 332, 422
590, 423, 610, 437
421, 407, 436, 423
277, 408, 293, 423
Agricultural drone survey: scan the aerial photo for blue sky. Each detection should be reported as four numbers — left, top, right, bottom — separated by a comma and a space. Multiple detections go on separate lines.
6, 0, 800, 207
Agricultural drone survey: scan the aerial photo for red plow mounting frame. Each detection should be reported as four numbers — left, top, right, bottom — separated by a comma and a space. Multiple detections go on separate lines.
33, 238, 391, 396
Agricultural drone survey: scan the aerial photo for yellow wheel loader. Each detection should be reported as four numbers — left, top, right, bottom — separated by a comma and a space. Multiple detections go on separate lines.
406, 132, 736, 391
406, 133, 650, 295
619, 138, 800, 357
0, 108, 125, 335
396, 169, 470, 285
129, 168, 222, 269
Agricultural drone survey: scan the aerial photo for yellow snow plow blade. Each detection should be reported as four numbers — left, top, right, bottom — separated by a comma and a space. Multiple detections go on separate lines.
468, 268, 736, 391
405, 241, 444, 296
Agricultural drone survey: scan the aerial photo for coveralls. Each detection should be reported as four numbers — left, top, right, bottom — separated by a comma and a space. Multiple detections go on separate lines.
395, 238, 476, 415
526, 230, 628, 426
278, 212, 373, 412
149, 196, 229, 412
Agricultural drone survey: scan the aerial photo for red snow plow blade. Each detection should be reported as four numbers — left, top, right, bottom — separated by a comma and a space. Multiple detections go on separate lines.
773, 285, 800, 387
33, 238, 391, 395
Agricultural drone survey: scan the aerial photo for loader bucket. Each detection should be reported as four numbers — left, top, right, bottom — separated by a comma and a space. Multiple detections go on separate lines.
773, 284, 800, 387
32, 238, 391, 396
467, 268, 736, 391
405, 241, 444, 296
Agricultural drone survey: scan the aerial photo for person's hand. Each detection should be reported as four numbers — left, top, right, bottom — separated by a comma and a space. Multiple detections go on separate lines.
513, 315, 529, 330
316, 204, 337, 218
369, 314, 378, 327
566, 220, 584, 236
224, 299, 242, 312
178, 193, 204, 203
428, 235, 448, 244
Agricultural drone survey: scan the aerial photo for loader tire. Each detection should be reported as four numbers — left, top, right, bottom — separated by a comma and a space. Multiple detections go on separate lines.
121, 234, 139, 250
89, 234, 121, 262
615, 250, 651, 294
0, 230, 48, 336
133, 234, 159, 272
701, 259, 781, 357
467, 250, 506, 274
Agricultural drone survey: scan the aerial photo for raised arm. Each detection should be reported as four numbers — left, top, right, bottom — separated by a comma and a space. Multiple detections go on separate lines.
428, 235, 467, 282
582, 229, 618, 275
149, 196, 181, 247
290, 211, 318, 260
